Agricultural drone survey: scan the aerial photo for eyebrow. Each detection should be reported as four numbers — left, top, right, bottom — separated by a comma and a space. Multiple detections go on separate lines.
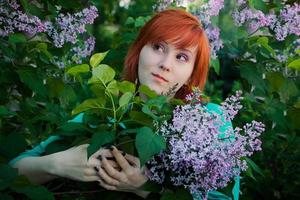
162, 40, 195, 56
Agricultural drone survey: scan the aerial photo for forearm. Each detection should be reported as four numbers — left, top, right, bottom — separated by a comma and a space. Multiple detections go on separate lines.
13, 155, 58, 184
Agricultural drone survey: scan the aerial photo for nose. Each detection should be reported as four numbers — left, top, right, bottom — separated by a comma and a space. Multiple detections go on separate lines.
159, 54, 172, 72
159, 65, 170, 72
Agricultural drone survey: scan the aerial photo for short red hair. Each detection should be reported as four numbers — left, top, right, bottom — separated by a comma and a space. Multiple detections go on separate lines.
123, 9, 210, 99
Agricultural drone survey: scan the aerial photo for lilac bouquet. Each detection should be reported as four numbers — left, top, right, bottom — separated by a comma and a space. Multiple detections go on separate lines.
146, 90, 265, 199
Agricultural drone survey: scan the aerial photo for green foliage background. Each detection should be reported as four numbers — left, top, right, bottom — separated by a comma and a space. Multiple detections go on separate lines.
0, 0, 299, 199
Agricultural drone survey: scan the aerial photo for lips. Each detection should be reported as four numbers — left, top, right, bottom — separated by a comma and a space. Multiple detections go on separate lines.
151, 73, 169, 82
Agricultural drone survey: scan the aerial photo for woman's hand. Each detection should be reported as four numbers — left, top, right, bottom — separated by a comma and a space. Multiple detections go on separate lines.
98, 146, 150, 198
50, 144, 119, 182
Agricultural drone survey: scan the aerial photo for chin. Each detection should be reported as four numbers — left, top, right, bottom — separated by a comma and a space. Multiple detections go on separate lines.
148, 85, 164, 95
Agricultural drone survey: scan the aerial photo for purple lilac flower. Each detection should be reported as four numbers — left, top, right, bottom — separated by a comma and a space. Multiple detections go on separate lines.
0, 0, 45, 36
46, 5, 99, 47
207, 0, 224, 16
232, 2, 299, 41
71, 36, 96, 64
193, 0, 225, 58
147, 90, 264, 198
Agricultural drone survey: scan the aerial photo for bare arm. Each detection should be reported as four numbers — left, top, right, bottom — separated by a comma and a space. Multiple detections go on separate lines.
13, 154, 58, 184
12, 144, 121, 185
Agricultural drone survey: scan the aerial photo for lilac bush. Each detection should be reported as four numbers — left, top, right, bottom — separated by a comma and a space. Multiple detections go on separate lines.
146, 90, 265, 199
45, 5, 98, 47
0, 0, 46, 36
0, 0, 99, 67
232, 2, 300, 41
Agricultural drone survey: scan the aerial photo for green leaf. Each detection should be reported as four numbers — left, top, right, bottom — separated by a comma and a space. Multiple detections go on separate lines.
88, 64, 115, 85
87, 131, 115, 158
0, 194, 14, 200
257, 37, 275, 55
125, 17, 135, 25
8, 33, 27, 43
249, 0, 268, 12
90, 84, 106, 98
106, 80, 119, 96
142, 105, 158, 120
287, 58, 300, 70
10, 175, 31, 188
56, 122, 89, 136
0, 164, 18, 190
161, 188, 193, 200
287, 107, 300, 130
72, 98, 106, 115
279, 80, 298, 103
140, 180, 162, 193
135, 127, 166, 166
17, 69, 47, 97
138, 85, 157, 99
0, 132, 27, 159
46, 78, 65, 98
129, 111, 153, 126
210, 58, 220, 75
57, 0, 81, 9
90, 51, 109, 68
118, 81, 136, 93
13, 186, 54, 200
266, 72, 285, 92
239, 64, 267, 93
119, 92, 133, 108
67, 64, 90, 76
245, 158, 264, 176
0, 106, 16, 117
135, 16, 146, 27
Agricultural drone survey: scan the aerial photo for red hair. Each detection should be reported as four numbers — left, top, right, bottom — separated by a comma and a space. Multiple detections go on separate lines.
123, 9, 210, 100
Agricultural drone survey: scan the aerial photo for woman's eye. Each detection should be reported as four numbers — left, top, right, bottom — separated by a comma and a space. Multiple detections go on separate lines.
153, 43, 164, 52
176, 53, 188, 62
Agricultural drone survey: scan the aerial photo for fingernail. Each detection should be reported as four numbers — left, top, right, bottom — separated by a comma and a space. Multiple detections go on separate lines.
109, 146, 115, 151
106, 157, 116, 161
104, 144, 113, 149
94, 166, 99, 172
98, 155, 102, 161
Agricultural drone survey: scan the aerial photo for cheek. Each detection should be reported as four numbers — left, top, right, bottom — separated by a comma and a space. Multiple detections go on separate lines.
175, 65, 194, 84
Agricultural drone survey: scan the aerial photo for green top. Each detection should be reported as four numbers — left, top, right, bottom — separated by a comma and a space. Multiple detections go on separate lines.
9, 103, 240, 200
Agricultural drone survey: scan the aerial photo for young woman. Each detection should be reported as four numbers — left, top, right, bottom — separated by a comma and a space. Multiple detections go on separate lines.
10, 9, 239, 199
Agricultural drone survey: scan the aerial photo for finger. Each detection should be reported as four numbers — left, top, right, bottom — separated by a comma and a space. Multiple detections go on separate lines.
98, 179, 117, 190
84, 168, 98, 176
84, 175, 100, 182
101, 156, 124, 181
110, 146, 131, 172
124, 154, 140, 167
91, 149, 113, 159
88, 157, 101, 167
108, 160, 121, 169
98, 167, 120, 186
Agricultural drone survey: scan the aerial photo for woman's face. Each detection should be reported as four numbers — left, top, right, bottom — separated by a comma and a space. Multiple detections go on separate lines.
138, 41, 197, 96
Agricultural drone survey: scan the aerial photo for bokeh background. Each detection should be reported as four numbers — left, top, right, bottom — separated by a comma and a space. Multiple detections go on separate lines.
0, 0, 299, 199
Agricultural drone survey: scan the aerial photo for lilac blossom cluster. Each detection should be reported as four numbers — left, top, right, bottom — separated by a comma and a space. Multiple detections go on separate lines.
232, 2, 300, 41
0, 0, 46, 36
71, 36, 96, 64
45, 5, 98, 47
52, 36, 96, 68
0, 0, 99, 67
146, 90, 265, 198
194, 0, 224, 58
